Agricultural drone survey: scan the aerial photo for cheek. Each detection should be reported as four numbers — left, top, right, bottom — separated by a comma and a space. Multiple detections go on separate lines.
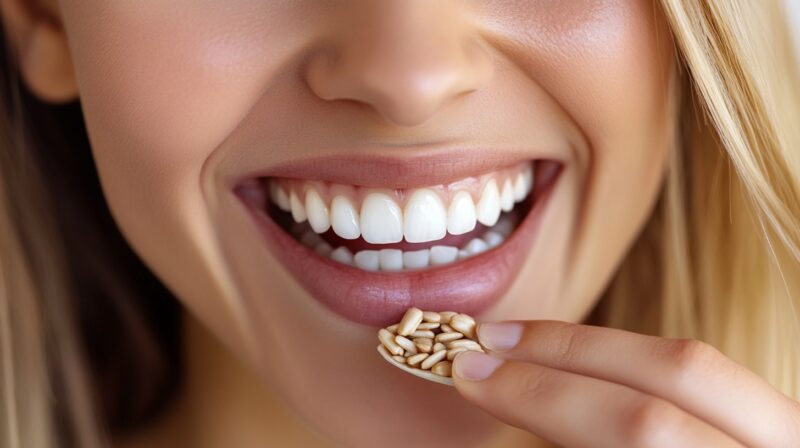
61, 2, 301, 177
56, 1, 313, 346
480, 0, 675, 173
547, 0, 675, 299
478, 0, 675, 303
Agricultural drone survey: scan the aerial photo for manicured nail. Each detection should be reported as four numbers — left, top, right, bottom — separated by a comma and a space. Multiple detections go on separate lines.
477, 322, 523, 352
453, 351, 504, 381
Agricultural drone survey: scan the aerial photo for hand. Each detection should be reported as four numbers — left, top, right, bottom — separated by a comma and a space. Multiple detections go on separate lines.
451, 320, 800, 447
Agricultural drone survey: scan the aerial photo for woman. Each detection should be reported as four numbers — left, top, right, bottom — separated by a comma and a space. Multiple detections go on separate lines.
1, 0, 799, 446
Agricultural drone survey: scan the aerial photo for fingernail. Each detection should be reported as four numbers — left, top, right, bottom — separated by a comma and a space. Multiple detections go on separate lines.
477, 322, 523, 352
453, 351, 504, 381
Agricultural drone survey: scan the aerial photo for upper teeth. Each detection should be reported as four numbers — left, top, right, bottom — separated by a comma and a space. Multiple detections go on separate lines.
404, 189, 447, 243
476, 179, 501, 227
361, 193, 404, 244
269, 164, 533, 244
330, 196, 360, 239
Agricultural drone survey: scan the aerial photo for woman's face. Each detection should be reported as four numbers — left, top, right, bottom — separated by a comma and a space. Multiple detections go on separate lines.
52, 0, 674, 444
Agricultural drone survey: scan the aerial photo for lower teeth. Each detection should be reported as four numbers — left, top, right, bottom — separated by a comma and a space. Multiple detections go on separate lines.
294, 214, 516, 272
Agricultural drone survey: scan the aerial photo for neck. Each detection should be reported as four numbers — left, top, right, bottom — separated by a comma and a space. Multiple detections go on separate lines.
183, 311, 337, 447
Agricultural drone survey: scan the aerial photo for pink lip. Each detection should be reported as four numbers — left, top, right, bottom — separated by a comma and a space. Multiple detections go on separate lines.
233, 157, 561, 327
229, 147, 561, 189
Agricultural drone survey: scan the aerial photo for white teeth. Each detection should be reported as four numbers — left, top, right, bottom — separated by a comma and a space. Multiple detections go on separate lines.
290, 191, 307, 223
403, 249, 430, 269
331, 196, 361, 239
404, 189, 447, 243
476, 179, 501, 226
430, 245, 459, 266
446, 191, 477, 235
513, 173, 527, 202
379, 249, 403, 271
305, 189, 331, 234
523, 166, 534, 192
483, 230, 504, 248
330, 246, 354, 265
354, 250, 380, 271
275, 164, 532, 272
272, 164, 533, 242
493, 217, 515, 237
500, 179, 514, 212
464, 238, 488, 255
270, 183, 291, 211
360, 193, 403, 244
271, 164, 534, 238
328, 216, 515, 271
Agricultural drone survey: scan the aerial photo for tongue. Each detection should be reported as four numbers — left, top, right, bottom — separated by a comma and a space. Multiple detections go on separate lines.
318, 223, 492, 253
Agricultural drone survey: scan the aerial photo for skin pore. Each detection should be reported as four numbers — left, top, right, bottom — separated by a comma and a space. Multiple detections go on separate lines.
1, 0, 676, 447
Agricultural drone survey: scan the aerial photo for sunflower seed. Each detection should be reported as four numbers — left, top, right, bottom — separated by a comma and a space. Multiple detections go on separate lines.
420, 349, 447, 370
410, 330, 436, 339
422, 311, 442, 323
449, 314, 476, 339
378, 328, 403, 356
447, 339, 482, 351
446, 347, 469, 360
435, 332, 463, 343
413, 337, 433, 353
406, 353, 429, 367
431, 361, 452, 377
438, 311, 458, 324
377, 309, 487, 386
394, 335, 417, 355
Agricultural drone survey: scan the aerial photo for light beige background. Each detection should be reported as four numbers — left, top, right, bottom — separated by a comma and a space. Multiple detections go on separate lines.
789, 0, 800, 54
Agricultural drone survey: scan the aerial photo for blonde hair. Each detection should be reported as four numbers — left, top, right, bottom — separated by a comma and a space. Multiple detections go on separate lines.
1, 0, 799, 446
601, 0, 800, 398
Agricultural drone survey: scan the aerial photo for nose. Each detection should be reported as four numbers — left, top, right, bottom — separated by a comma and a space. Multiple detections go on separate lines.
305, 1, 494, 127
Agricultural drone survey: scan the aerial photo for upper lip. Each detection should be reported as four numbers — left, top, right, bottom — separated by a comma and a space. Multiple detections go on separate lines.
229, 145, 563, 189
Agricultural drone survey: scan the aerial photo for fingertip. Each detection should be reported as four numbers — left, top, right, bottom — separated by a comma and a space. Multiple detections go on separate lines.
452, 351, 504, 382
477, 322, 524, 352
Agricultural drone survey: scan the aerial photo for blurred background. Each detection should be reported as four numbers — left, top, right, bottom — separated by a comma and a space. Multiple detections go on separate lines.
790, 0, 800, 51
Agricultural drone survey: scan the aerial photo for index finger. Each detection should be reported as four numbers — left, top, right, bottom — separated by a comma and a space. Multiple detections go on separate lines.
473, 320, 800, 447
452, 352, 742, 448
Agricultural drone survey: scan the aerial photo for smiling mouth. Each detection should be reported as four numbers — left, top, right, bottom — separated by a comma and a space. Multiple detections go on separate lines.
234, 155, 561, 326
265, 160, 534, 271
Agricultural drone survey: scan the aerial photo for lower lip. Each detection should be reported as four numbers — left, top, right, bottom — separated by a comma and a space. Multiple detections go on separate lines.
236, 170, 559, 327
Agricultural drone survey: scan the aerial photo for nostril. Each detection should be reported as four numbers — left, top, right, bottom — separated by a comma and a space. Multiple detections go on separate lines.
306, 54, 455, 126
304, 46, 343, 102
307, 56, 491, 127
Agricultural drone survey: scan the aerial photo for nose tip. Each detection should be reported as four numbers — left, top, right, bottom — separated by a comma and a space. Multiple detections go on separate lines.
305, 8, 493, 127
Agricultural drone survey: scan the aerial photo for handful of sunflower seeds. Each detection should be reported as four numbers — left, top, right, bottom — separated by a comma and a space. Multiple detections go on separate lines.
376, 307, 486, 386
